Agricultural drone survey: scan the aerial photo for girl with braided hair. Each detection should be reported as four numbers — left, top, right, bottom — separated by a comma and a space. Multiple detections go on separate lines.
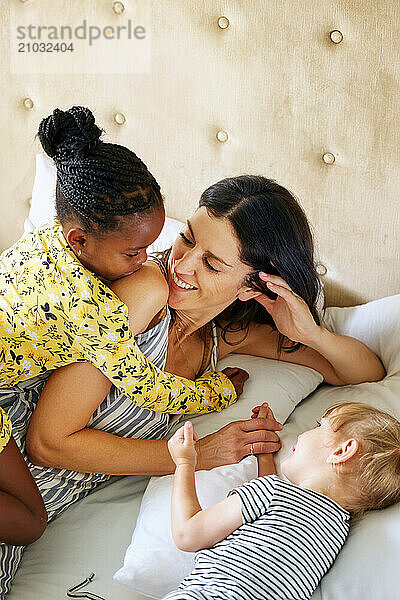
0, 106, 250, 596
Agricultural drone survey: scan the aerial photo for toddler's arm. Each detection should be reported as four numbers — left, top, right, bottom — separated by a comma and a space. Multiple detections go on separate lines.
168, 422, 242, 552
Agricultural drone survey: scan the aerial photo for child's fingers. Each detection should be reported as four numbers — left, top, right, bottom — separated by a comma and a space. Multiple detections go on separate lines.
169, 425, 186, 446
183, 421, 195, 444
257, 404, 269, 419
251, 402, 269, 414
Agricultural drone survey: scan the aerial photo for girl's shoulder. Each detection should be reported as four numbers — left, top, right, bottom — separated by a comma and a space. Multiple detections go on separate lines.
110, 262, 169, 336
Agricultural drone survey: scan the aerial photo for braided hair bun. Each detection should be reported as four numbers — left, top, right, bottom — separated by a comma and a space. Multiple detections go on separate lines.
38, 106, 102, 159
37, 106, 163, 233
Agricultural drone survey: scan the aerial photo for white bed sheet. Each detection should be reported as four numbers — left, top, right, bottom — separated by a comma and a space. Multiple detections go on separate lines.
9, 476, 150, 600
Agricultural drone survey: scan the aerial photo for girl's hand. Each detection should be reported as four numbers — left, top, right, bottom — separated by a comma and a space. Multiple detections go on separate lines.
168, 421, 198, 468
255, 273, 320, 345
222, 367, 249, 397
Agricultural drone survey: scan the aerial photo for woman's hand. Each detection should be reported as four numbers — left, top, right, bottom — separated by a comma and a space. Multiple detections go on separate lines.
196, 414, 282, 470
221, 367, 249, 397
168, 422, 199, 468
255, 272, 320, 345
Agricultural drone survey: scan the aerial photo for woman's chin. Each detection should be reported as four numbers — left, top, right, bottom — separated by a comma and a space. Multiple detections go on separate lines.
168, 283, 198, 309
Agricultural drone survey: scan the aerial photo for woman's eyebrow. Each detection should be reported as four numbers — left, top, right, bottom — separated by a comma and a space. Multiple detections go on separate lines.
187, 219, 233, 267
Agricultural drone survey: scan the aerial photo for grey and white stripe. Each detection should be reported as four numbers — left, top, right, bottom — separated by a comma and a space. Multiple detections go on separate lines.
165, 475, 350, 600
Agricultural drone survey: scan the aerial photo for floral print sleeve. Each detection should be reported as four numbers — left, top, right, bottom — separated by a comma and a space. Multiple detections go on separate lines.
0, 219, 237, 414
0, 408, 11, 453
73, 306, 237, 414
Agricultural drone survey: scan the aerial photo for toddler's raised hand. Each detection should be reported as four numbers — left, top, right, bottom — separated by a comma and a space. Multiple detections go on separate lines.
168, 421, 198, 468
252, 402, 281, 426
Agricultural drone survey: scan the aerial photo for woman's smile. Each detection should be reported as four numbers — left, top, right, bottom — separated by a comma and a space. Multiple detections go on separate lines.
170, 258, 198, 292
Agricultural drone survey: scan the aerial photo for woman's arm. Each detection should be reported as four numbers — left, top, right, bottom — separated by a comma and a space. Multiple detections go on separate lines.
27, 264, 177, 475
0, 435, 47, 545
226, 273, 386, 386
168, 422, 242, 552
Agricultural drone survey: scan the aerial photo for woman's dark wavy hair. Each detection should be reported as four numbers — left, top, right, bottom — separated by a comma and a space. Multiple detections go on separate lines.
37, 106, 163, 236
199, 175, 322, 354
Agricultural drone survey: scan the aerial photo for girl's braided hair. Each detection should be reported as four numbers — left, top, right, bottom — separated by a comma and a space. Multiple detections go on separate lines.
37, 106, 163, 235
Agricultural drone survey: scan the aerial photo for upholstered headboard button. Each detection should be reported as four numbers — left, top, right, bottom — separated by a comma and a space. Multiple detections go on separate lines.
322, 152, 335, 165
114, 112, 127, 125
216, 130, 229, 143
23, 98, 34, 110
316, 263, 328, 276
113, 1, 125, 14
217, 16, 230, 30
330, 30, 344, 44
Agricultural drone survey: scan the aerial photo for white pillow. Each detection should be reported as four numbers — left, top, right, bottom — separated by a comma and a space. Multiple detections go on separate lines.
24, 154, 57, 232
114, 456, 258, 598
190, 354, 323, 436
26, 153, 184, 253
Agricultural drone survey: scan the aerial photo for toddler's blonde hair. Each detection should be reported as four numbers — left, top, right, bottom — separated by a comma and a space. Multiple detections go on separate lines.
323, 402, 400, 520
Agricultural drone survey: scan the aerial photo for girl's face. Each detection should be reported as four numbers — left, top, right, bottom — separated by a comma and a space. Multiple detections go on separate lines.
168, 207, 255, 314
71, 207, 165, 283
281, 417, 336, 485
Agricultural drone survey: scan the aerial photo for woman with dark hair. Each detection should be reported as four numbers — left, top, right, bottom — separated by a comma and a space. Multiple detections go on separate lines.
1, 108, 383, 593
26, 174, 385, 478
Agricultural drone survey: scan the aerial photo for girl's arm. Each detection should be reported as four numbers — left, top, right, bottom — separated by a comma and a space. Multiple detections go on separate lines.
0, 436, 47, 545
26, 263, 178, 475
26, 360, 178, 476
225, 273, 385, 386
168, 422, 242, 552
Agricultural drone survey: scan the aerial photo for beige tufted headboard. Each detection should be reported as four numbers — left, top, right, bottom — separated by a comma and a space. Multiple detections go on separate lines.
1, 0, 399, 307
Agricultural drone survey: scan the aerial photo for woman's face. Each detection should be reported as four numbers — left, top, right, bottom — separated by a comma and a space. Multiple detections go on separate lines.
168, 207, 255, 314
68, 206, 165, 284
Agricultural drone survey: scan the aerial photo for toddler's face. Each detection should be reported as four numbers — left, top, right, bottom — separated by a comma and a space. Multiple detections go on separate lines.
281, 417, 336, 485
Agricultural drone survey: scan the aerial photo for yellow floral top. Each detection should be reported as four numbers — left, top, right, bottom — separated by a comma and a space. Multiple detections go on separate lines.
0, 220, 236, 414
0, 408, 11, 453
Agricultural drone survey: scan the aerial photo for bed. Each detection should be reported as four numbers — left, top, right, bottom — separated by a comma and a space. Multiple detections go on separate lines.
1, 1, 399, 599
7, 156, 400, 599
7, 292, 400, 600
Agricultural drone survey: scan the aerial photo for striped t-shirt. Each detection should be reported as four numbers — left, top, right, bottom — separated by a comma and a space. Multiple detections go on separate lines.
179, 475, 350, 600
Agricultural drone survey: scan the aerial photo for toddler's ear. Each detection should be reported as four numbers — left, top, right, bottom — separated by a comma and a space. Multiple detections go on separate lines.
327, 438, 359, 464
